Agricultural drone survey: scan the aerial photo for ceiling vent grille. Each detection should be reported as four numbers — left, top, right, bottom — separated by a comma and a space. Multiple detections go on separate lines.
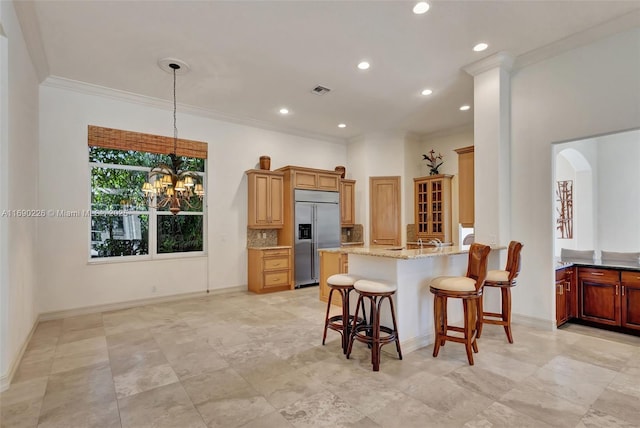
311, 85, 331, 95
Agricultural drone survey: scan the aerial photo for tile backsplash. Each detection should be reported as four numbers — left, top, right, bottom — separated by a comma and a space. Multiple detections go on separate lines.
341, 224, 363, 243
247, 229, 278, 247
406, 224, 416, 242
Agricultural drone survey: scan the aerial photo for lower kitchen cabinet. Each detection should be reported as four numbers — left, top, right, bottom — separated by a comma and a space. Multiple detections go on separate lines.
578, 267, 621, 326
248, 247, 292, 293
622, 271, 640, 330
556, 266, 575, 326
557, 265, 640, 333
319, 251, 348, 306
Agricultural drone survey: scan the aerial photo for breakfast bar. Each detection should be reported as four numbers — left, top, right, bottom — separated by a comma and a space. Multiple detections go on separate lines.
319, 245, 485, 353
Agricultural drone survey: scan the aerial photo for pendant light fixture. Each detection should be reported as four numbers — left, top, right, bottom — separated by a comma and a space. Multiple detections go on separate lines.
142, 59, 204, 215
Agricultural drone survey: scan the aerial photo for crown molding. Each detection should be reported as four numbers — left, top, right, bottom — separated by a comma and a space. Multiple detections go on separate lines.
463, 51, 515, 77
419, 123, 474, 142
514, 9, 640, 71
41, 76, 348, 145
13, 0, 49, 82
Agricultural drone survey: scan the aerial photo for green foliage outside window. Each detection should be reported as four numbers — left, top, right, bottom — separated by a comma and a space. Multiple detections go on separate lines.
90, 147, 205, 258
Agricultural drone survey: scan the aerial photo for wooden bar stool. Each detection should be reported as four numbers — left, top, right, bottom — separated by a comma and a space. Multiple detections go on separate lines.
346, 279, 402, 371
429, 243, 491, 365
322, 274, 365, 354
477, 241, 523, 343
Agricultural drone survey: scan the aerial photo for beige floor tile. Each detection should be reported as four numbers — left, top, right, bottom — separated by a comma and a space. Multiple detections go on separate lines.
118, 382, 206, 428
40, 362, 116, 413
463, 401, 555, 428
238, 410, 295, 428
577, 408, 639, 428
58, 326, 105, 345
279, 390, 368, 428
158, 339, 228, 380
5, 288, 640, 428
61, 313, 104, 333
499, 383, 589, 427
37, 399, 120, 428
113, 362, 179, 399
590, 388, 640, 426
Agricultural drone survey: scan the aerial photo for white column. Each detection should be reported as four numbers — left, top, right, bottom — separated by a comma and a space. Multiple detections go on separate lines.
464, 52, 514, 247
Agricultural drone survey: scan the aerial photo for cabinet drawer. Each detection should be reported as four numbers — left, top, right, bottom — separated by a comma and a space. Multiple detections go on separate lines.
622, 271, 640, 286
264, 256, 289, 271
263, 249, 290, 257
579, 268, 619, 283
264, 271, 290, 288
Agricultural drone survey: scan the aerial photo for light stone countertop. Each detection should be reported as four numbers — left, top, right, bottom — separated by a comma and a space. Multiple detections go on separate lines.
247, 245, 292, 250
340, 241, 365, 246
319, 245, 479, 260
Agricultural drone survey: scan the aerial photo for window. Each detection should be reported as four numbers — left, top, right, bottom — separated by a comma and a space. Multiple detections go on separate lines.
88, 126, 207, 260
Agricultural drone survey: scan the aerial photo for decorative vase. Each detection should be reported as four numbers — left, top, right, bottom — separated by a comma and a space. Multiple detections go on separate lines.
335, 165, 346, 178
259, 156, 271, 170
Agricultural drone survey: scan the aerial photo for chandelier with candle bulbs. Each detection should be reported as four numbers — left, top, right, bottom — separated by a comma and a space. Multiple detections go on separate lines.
142, 60, 204, 215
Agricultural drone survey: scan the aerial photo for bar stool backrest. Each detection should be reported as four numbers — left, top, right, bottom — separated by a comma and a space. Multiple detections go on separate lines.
466, 243, 491, 291
505, 241, 524, 283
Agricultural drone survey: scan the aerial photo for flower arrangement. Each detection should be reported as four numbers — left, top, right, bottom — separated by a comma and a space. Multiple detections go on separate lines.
422, 150, 443, 175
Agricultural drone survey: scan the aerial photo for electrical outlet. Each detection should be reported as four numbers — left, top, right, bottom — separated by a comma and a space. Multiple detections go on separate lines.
347, 229, 351, 236
262, 232, 267, 239
489, 234, 497, 245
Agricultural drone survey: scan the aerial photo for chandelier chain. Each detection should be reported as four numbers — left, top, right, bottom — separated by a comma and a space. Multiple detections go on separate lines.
173, 66, 178, 155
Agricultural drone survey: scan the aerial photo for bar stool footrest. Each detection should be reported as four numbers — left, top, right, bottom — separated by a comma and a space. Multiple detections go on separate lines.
352, 324, 398, 345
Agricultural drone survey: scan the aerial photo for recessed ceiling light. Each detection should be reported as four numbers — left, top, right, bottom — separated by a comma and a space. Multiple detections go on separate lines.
357, 61, 370, 70
421, 89, 433, 96
473, 43, 488, 52
413, 2, 430, 14
338, 123, 347, 128
460, 105, 471, 111
279, 108, 289, 115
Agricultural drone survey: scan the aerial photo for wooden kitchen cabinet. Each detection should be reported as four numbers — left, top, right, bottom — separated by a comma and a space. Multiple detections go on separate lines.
340, 179, 355, 227
455, 146, 474, 228
621, 271, 640, 330
278, 166, 341, 191
413, 175, 453, 243
555, 266, 575, 326
319, 251, 348, 306
578, 267, 621, 326
248, 247, 292, 293
246, 170, 284, 229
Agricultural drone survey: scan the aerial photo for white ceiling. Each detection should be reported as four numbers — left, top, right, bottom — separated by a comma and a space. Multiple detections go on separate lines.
16, 1, 640, 142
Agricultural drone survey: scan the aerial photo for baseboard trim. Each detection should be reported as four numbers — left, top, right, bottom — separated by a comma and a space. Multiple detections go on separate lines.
512, 313, 555, 331
39, 285, 246, 321
0, 318, 39, 392
381, 331, 435, 356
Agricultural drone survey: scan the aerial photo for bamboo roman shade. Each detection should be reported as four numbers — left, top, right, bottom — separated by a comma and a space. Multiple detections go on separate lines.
88, 125, 208, 159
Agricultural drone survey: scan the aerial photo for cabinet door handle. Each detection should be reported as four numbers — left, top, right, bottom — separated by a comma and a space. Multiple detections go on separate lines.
616, 285, 619, 296
591, 272, 604, 276
566, 281, 570, 292
622, 286, 625, 296
556, 283, 563, 295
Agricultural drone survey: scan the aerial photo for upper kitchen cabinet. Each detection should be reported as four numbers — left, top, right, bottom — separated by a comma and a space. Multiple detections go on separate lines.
277, 166, 341, 192
414, 175, 453, 243
455, 146, 474, 228
340, 179, 356, 227
246, 169, 284, 229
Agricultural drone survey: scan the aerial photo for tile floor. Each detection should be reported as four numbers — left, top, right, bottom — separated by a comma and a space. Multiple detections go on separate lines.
1, 287, 639, 428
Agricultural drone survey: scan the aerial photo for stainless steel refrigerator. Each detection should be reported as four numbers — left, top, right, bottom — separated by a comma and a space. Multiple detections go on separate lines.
294, 189, 341, 287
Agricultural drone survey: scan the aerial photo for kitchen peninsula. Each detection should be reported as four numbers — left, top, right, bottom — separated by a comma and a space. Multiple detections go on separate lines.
319, 245, 498, 353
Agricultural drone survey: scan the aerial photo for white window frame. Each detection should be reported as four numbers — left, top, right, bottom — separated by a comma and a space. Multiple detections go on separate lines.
88, 159, 207, 263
